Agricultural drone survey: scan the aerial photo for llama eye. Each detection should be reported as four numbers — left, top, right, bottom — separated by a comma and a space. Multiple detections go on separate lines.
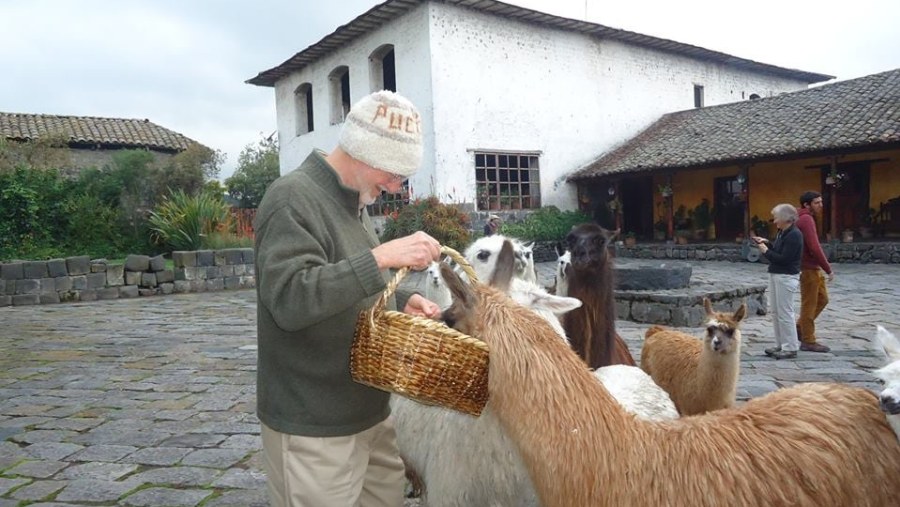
477, 251, 490, 261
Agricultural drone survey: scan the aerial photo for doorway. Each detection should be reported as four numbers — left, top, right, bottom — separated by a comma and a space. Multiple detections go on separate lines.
714, 176, 745, 240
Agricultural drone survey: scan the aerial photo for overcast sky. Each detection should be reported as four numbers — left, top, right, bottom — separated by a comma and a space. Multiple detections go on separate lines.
2, 0, 898, 181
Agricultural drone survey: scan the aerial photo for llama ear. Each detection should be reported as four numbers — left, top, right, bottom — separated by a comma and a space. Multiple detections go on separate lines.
531, 293, 582, 315
703, 298, 714, 315
876, 326, 900, 361
733, 301, 747, 323
491, 240, 516, 292
440, 262, 474, 307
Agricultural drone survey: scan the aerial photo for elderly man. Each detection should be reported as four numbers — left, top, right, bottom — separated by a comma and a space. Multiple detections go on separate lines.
254, 90, 441, 506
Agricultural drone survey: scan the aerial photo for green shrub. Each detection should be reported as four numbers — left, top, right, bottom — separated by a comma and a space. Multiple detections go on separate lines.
202, 231, 254, 250
380, 197, 471, 251
61, 192, 127, 258
500, 206, 591, 241
148, 190, 230, 251
0, 166, 69, 260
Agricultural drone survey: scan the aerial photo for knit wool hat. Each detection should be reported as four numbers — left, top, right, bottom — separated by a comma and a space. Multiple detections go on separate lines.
338, 90, 423, 176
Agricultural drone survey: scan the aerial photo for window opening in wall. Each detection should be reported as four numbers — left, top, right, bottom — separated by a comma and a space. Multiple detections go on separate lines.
693, 84, 704, 108
367, 180, 410, 217
294, 83, 314, 135
329, 66, 351, 124
369, 45, 397, 92
749, 93, 761, 100
475, 151, 541, 211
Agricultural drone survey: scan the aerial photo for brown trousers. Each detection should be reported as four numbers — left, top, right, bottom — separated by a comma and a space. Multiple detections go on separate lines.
798, 268, 829, 343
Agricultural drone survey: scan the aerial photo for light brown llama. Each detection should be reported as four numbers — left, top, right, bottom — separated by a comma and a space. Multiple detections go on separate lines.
438, 245, 900, 507
562, 223, 635, 368
640, 298, 746, 415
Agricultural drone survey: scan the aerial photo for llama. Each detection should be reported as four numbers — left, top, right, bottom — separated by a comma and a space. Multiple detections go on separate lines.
463, 234, 533, 283
438, 247, 900, 507
393, 240, 677, 507
874, 325, 900, 441
553, 249, 571, 297
562, 223, 635, 367
422, 260, 453, 310
640, 298, 746, 415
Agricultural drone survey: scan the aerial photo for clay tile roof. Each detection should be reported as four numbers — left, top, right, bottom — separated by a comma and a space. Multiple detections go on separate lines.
0, 112, 203, 153
569, 67, 900, 180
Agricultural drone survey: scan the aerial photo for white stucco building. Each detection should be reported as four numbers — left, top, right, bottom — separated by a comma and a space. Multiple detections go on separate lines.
247, 0, 830, 212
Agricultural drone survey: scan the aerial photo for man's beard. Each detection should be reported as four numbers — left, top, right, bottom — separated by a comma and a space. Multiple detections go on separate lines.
359, 185, 388, 208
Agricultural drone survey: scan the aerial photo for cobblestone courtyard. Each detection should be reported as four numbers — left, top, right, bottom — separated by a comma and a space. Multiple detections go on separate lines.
1, 259, 899, 506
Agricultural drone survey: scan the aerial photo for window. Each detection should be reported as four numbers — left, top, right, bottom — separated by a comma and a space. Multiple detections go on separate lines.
693, 84, 704, 108
749, 93, 761, 100
475, 152, 541, 211
369, 45, 396, 92
367, 181, 410, 217
329, 66, 351, 124
294, 83, 314, 135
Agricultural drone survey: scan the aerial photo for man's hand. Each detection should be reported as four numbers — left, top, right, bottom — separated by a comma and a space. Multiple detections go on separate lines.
372, 231, 441, 271
403, 293, 441, 319
827, 272, 835, 283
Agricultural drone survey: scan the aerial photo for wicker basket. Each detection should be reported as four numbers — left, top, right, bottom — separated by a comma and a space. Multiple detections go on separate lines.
350, 246, 490, 416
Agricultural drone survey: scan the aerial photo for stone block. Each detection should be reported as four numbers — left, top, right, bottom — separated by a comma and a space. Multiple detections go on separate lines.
206, 266, 222, 279
141, 272, 158, 288
233, 264, 247, 276
224, 276, 242, 290
124, 254, 150, 272
190, 279, 207, 292
47, 258, 68, 278
172, 251, 197, 268
90, 261, 107, 273
40, 278, 56, 295
12, 294, 40, 305
197, 250, 215, 267
214, 250, 226, 266
223, 248, 244, 265
97, 287, 119, 300
40, 293, 61, 304
615, 300, 631, 320
1, 262, 24, 280
23, 261, 49, 279
86, 272, 107, 290
119, 285, 139, 298
220, 265, 235, 277
156, 269, 175, 284
174, 280, 192, 293
53, 276, 72, 292
206, 278, 225, 291
16, 279, 40, 295
80, 290, 98, 301
241, 276, 256, 289
241, 249, 255, 264
59, 291, 79, 303
160, 282, 174, 295
138, 288, 158, 297
125, 271, 142, 285
66, 256, 91, 275
149, 255, 166, 272
106, 265, 125, 286
246, 264, 255, 275
71, 275, 87, 290
0, 295, 10, 306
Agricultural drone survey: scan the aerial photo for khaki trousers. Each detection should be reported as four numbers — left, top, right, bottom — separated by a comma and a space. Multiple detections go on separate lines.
769, 273, 800, 352
261, 418, 405, 507
798, 268, 829, 343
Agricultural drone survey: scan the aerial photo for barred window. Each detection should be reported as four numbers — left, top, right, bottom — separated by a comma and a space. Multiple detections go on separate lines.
475, 152, 540, 211
367, 181, 410, 217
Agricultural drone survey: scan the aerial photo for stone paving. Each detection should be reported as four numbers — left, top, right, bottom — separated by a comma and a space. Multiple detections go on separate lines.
0, 259, 899, 506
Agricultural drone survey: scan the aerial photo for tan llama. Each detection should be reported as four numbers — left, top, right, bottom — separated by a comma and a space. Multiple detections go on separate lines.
437, 243, 900, 507
640, 298, 745, 415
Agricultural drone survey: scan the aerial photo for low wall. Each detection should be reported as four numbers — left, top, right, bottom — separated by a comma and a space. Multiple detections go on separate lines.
0, 249, 255, 307
609, 240, 900, 264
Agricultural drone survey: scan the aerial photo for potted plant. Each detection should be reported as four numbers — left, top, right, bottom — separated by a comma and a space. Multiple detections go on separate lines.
674, 229, 690, 245
692, 199, 712, 240
624, 231, 637, 247
842, 228, 854, 243
657, 183, 673, 198
751, 215, 770, 238
653, 219, 667, 241
859, 208, 876, 239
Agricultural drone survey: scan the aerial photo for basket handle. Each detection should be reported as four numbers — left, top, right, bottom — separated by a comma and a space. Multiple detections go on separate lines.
371, 246, 478, 321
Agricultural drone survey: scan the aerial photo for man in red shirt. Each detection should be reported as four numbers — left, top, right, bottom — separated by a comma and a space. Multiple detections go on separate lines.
796, 191, 835, 352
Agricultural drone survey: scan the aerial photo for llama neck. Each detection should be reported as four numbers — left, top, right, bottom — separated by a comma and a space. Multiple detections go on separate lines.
566, 265, 616, 368
697, 342, 741, 396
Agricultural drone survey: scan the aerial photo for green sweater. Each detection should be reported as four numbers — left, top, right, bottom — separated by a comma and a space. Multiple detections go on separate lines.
254, 150, 401, 437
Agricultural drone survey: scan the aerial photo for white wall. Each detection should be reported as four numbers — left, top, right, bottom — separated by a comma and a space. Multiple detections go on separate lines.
272, 1, 810, 211
426, 2, 809, 210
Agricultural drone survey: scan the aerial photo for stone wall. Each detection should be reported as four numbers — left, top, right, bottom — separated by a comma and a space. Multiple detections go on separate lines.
608, 241, 900, 264
0, 249, 254, 307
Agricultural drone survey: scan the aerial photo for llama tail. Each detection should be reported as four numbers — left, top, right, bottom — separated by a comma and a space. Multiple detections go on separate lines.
645, 325, 668, 338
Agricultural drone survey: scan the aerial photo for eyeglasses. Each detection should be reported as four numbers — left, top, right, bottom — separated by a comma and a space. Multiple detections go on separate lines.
386, 172, 407, 183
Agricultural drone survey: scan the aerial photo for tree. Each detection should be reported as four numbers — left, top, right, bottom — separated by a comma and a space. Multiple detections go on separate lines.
225, 134, 280, 208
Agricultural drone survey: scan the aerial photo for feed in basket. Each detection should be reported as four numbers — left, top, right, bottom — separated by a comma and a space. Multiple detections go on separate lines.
350, 247, 490, 416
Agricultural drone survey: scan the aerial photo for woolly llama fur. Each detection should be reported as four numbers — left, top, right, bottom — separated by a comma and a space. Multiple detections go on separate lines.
640, 298, 746, 415
438, 243, 900, 507
874, 325, 900, 441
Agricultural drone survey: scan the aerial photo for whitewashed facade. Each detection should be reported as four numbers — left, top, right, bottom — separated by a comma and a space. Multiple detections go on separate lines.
263, 1, 818, 211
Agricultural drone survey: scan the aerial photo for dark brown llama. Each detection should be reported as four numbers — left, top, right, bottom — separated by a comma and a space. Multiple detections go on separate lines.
562, 223, 635, 368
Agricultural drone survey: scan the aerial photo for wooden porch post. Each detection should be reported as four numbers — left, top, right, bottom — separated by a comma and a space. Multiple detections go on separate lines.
666, 173, 674, 240
740, 165, 750, 237
829, 157, 838, 239
614, 181, 622, 232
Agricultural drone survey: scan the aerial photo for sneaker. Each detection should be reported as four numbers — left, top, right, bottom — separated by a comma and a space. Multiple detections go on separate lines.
800, 342, 831, 353
772, 350, 797, 360
764, 346, 781, 357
